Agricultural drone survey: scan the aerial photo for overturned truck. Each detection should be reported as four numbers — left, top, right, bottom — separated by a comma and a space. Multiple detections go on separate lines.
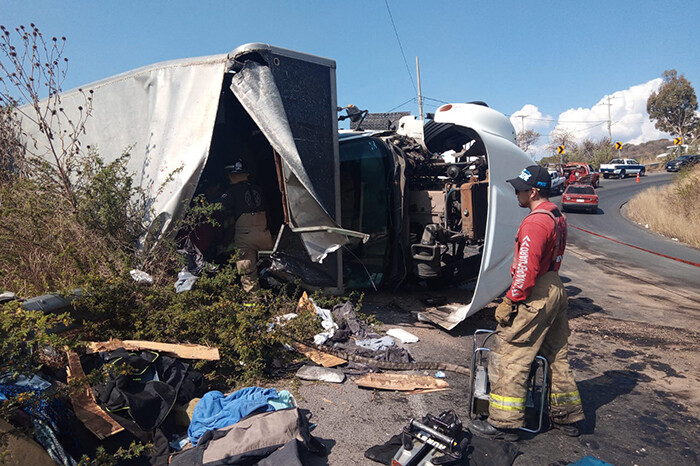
21, 43, 532, 329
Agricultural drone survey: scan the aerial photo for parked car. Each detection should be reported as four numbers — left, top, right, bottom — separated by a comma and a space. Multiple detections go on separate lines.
665, 154, 700, 172
599, 158, 645, 179
546, 166, 566, 194
562, 183, 598, 214
563, 162, 600, 187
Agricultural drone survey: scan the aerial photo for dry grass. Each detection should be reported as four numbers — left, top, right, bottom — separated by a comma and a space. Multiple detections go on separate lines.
626, 165, 700, 249
0, 179, 133, 297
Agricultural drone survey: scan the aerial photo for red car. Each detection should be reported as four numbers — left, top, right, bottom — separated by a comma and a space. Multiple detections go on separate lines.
563, 162, 600, 188
562, 183, 598, 214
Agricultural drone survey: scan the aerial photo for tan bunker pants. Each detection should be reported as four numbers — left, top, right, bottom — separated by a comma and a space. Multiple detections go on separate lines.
233, 212, 274, 292
488, 271, 584, 428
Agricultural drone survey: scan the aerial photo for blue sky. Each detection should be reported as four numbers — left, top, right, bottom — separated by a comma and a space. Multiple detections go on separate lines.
3, 0, 699, 156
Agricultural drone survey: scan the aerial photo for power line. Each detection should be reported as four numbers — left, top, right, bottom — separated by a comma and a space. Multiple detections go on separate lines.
388, 97, 417, 112
384, 0, 417, 95
422, 96, 449, 104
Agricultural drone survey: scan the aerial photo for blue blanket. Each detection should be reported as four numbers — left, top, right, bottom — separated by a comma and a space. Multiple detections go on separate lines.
188, 386, 279, 445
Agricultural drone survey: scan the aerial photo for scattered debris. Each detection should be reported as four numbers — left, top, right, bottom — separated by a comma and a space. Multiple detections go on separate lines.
0, 291, 17, 303
65, 350, 124, 440
352, 373, 450, 391
174, 268, 198, 293
296, 364, 346, 383
86, 338, 220, 360
387, 328, 420, 343
129, 269, 153, 285
292, 341, 346, 368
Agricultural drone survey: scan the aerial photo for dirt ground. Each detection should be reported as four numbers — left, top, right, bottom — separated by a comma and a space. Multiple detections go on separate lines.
280, 243, 700, 466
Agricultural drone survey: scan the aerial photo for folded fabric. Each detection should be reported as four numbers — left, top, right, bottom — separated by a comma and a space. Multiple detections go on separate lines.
188, 387, 279, 446
173, 408, 326, 465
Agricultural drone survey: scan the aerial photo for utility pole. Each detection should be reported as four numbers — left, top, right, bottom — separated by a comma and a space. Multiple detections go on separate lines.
604, 95, 613, 142
416, 56, 424, 121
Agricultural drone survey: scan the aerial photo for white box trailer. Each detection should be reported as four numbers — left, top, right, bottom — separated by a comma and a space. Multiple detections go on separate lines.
20, 43, 534, 329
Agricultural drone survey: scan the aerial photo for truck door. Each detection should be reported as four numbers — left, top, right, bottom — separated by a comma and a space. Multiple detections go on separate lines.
227, 44, 366, 292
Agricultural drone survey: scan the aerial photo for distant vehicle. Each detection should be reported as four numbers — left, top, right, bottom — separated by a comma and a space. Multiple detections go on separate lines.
600, 158, 645, 179
665, 154, 700, 172
563, 162, 600, 187
20, 44, 534, 330
545, 165, 566, 194
562, 183, 598, 214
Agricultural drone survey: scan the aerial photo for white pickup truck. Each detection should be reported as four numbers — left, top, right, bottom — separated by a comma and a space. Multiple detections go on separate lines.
547, 167, 566, 194
599, 158, 646, 179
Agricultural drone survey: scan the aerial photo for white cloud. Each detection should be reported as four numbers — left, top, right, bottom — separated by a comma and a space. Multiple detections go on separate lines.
553, 78, 669, 144
510, 104, 553, 132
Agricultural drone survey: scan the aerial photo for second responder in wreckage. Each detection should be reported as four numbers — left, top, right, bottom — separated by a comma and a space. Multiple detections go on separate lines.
216, 160, 274, 292
469, 164, 585, 442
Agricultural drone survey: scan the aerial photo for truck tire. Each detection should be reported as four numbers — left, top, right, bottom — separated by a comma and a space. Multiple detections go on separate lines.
594, 177, 600, 188
640, 168, 646, 177
619, 170, 626, 179
603, 173, 609, 179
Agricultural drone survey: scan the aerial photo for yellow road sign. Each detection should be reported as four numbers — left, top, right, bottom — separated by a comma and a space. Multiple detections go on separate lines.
614, 141, 622, 150
557, 145, 565, 154
674, 137, 682, 145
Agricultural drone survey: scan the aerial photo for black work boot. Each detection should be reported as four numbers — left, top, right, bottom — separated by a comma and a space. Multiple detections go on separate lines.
551, 421, 580, 437
468, 419, 519, 442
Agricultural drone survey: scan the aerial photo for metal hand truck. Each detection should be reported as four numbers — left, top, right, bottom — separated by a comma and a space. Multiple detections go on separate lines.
468, 329, 549, 433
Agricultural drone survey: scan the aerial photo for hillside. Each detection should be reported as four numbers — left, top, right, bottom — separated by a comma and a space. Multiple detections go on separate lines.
620, 138, 674, 162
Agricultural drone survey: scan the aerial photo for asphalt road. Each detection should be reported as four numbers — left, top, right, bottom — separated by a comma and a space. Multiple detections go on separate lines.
291, 170, 700, 466
552, 172, 700, 310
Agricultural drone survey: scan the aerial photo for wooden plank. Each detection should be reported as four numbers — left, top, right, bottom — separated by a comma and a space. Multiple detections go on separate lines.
352, 373, 450, 391
292, 342, 346, 368
65, 350, 124, 440
86, 338, 220, 360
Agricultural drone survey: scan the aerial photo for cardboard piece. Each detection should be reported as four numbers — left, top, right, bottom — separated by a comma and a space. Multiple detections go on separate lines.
352, 373, 450, 391
65, 350, 124, 439
86, 338, 220, 361
296, 291, 314, 311
292, 341, 346, 367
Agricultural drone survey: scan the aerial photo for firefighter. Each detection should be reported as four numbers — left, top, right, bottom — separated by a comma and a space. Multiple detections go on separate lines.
216, 159, 274, 292
469, 165, 584, 442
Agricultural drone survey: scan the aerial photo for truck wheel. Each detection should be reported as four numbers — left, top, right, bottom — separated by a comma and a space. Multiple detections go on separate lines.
640, 168, 646, 177
594, 178, 600, 188
619, 170, 626, 179
603, 174, 609, 179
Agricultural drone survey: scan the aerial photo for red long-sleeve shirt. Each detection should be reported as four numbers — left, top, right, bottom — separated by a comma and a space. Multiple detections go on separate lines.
507, 201, 567, 302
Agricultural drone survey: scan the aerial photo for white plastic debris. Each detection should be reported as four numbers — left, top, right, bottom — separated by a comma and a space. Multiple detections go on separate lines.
295, 364, 345, 383
0, 291, 17, 302
387, 328, 420, 343
356, 336, 395, 351
435, 371, 446, 379
174, 269, 198, 293
645, 224, 649, 229
130, 269, 154, 286
311, 299, 338, 345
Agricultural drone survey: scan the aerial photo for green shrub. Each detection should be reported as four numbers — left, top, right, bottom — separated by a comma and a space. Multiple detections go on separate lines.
76, 261, 304, 387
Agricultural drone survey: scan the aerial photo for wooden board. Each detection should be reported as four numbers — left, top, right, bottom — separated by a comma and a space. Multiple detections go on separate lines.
86, 338, 220, 360
292, 342, 346, 368
65, 350, 124, 439
352, 373, 450, 391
